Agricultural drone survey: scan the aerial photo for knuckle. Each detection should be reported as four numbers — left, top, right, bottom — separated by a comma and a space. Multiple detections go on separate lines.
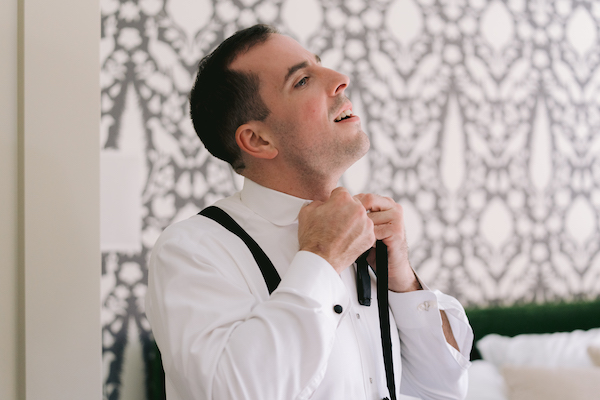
333, 186, 349, 195
351, 203, 366, 219
367, 218, 375, 231
333, 189, 351, 203
368, 229, 376, 242
363, 193, 375, 203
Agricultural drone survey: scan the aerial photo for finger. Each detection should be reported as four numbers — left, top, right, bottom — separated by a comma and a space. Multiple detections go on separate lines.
353, 193, 396, 212
353, 193, 369, 209
373, 223, 400, 241
367, 207, 403, 226
301, 200, 321, 210
297, 200, 322, 220
353, 193, 366, 201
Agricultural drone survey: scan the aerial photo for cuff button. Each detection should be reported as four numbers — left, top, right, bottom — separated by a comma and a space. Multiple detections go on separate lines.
333, 304, 343, 314
417, 301, 431, 311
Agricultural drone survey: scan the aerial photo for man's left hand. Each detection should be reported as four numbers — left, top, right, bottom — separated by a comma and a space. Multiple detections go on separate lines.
353, 194, 421, 293
355, 194, 461, 350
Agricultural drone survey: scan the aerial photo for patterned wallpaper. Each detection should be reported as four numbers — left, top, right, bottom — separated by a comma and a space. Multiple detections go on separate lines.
100, 0, 600, 398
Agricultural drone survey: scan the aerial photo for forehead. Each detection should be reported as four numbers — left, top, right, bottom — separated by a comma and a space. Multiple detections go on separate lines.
229, 34, 315, 89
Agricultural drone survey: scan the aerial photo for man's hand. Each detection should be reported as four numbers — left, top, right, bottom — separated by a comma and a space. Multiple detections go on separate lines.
298, 188, 376, 274
353, 194, 421, 293
355, 194, 460, 350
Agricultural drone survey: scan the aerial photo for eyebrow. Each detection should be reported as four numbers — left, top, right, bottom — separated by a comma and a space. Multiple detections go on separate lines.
283, 54, 322, 85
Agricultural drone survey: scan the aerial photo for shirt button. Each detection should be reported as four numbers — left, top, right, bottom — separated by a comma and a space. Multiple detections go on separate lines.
356, 313, 360, 319
333, 304, 343, 314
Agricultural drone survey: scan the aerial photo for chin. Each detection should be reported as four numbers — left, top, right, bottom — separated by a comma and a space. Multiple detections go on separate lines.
355, 128, 371, 156
342, 133, 370, 168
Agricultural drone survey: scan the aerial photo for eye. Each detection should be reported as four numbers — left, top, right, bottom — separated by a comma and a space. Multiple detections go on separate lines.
295, 76, 309, 88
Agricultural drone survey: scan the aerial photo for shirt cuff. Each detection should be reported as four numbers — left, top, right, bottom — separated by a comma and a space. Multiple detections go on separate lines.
388, 289, 441, 330
388, 289, 473, 362
275, 250, 350, 321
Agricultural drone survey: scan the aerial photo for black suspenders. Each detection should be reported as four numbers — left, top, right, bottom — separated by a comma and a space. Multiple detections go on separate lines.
198, 205, 397, 400
199, 206, 281, 294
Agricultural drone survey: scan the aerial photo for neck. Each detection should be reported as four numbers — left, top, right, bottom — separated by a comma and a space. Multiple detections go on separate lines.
241, 164, 341, 202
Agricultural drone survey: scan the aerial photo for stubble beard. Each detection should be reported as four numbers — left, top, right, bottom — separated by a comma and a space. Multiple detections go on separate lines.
269, 93, 370, 187
279, 120, 370, 185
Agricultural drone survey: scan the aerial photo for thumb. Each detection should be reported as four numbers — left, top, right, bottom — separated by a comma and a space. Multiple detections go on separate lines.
298, 200, 320, 216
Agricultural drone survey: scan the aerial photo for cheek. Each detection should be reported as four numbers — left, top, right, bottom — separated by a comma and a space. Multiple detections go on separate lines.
306, 103, 320, 117
300, 101, 327, 125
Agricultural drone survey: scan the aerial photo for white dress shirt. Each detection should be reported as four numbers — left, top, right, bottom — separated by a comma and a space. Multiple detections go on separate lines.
145, 178, 472, 400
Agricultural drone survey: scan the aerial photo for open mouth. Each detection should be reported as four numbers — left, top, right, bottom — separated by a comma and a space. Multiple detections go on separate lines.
334, 109, 354, 122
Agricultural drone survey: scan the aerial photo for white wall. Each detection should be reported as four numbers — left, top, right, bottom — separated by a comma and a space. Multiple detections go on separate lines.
0, 0, 20, 397
1, 0, 102, 399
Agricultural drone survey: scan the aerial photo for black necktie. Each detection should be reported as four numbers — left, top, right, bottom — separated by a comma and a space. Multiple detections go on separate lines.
356, 241, 396, 400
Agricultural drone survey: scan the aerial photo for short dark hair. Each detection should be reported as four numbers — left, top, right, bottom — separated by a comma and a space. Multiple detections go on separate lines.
189, 24, 279, 172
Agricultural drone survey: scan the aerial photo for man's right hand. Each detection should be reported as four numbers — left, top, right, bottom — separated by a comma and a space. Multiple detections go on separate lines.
297, 187, 375, 273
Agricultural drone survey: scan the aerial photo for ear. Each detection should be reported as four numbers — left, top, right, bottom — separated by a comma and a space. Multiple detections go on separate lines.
235, 122, 278, 160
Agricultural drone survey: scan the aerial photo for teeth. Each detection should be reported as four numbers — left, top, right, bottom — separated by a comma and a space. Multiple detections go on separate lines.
335, 109, 353, 122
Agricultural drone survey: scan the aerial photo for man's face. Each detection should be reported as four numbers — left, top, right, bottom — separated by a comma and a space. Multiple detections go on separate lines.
230, 34, 369, 180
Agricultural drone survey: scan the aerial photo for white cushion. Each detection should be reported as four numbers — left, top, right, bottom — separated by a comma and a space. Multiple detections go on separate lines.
477, 328, 600, 368
588, 345, 600, 367
502, 366, 600, 400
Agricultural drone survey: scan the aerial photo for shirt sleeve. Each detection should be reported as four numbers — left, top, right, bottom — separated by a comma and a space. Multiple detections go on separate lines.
145, 222, 349, 400
387, 288, 473, 400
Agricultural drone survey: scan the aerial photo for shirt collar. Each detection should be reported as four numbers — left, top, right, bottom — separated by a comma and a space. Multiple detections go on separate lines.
240, 178, 311, 226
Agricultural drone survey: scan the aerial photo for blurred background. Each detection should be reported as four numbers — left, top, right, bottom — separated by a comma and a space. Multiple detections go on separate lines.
100, 0, 600, 396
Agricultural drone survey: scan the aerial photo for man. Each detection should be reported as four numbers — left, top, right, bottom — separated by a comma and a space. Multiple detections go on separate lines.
146, 24, 472, 400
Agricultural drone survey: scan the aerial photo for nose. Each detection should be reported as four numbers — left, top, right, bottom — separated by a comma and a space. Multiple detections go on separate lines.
327, 68, 349, 96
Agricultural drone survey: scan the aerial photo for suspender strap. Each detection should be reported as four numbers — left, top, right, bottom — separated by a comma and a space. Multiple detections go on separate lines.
376, 240, 397, 400
199, 206, 281, 294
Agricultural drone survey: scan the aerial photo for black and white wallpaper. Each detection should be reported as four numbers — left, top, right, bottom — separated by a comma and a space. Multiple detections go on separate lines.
100, 0, 600, 398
